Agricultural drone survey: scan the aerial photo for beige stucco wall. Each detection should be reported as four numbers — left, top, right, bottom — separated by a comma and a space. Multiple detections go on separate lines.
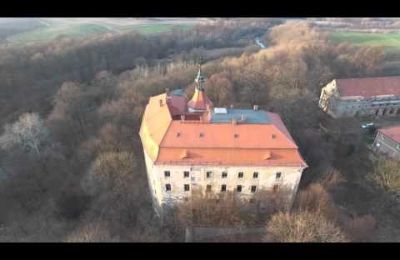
143, 150, 304, 213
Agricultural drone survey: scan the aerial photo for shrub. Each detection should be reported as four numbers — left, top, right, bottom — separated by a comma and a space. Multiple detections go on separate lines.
343, 215, 376, 242
265, 211, 348, 242
369, 159, 400, 192
64, 221, 118, 242
295, 183, 339, 221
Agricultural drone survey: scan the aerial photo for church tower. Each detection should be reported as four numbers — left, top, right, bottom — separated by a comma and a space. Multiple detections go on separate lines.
187, 64, 213, 113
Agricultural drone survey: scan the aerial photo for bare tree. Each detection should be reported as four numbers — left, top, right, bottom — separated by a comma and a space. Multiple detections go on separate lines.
369, 159, 400, 192
264, 211, 348, 242
64, 221, 118, 242
0, 112, 49, 155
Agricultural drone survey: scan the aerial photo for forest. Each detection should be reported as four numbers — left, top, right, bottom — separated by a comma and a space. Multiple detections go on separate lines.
0, 18, 400, 242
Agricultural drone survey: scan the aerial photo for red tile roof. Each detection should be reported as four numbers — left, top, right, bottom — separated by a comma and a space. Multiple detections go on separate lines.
162, 121, 298, 149
379, 125, 400, 143
336, 76, 400, 98
156, 148, 306, 167
140, 91, 307, 168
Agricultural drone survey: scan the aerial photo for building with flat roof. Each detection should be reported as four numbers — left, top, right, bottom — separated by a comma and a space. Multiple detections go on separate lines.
319, 76, 400, 118
139, 65, 307, 215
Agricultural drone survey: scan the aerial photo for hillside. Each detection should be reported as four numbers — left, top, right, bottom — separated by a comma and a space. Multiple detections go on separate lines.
1, 18, 400, 242
2, 18, 208, 46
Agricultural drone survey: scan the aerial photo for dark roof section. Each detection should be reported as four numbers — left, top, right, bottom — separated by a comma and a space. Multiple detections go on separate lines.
210, 109, 270, 124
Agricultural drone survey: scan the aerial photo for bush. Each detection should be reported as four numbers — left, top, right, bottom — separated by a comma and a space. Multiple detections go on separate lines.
369, 159, 400, 192
265, 211, 348, 242
295, 183, 338, 221
64, 221, 118, 242
343, 215, 376, 242
54, 190, 91, 220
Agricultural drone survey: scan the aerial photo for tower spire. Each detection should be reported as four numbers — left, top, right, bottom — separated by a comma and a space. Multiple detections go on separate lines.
187, 60, 213, 112
195, 62, 205, 91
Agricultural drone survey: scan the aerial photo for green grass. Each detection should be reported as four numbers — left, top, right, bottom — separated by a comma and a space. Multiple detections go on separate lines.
329, 31, 400, 53
132, 24, 193, 34
5, 22, 194, 45
7, 23, 112, 44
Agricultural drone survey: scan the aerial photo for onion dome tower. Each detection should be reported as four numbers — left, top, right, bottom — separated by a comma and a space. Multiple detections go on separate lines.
187, 64, 213, 112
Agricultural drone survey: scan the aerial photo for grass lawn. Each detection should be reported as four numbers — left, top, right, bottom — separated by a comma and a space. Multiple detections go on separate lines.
6, 22, 195, 45
131, 24, 193, 35
329, 31, 400, 53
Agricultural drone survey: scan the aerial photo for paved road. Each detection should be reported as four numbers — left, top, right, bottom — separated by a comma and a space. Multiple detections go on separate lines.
255, 38, 266, 49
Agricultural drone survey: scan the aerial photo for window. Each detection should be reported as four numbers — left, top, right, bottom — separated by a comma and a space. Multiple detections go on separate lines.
249, 198, 256, 203
184, 171, 189, 178
276, 172, 282, 179
251, 186, 257, 193
253, 172, 258, 178
165, 184, 171, 191
238, 172, 244, 178
221, 184, 227, 192
164, 171, 170, 177
222, 171, 227, 178
184, 184, 190, 191
237, 185, 242, 192
206, 185, 212, 192
273, 184, 279, 192
206, 171, 212, 178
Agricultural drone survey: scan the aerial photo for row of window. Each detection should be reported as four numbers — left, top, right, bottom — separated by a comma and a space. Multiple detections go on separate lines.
164, 184, 279, 193
164, 171, 282, 179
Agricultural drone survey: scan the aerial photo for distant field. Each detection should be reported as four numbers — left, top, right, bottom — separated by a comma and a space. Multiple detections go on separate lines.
130, 24, 193, 34
329, 31, 400, 53
5, 19, 197, 45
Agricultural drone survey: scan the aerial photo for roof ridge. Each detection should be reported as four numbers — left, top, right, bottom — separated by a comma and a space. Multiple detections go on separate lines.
337, 75, 400, 81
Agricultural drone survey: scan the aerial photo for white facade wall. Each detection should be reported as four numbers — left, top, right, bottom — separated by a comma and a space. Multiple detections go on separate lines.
144, 150, 304, 214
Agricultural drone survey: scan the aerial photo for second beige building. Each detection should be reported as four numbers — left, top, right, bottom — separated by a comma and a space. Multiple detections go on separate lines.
319, 76, 400, 118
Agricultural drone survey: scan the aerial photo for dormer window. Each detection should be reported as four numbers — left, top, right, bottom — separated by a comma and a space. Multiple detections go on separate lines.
199, 132, 204, 138
264, 151, 272, 160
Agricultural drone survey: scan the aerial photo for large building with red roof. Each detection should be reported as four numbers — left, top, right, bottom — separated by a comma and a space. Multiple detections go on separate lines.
373, 125, 400, 160
319, 76, 400, 118
139, 66, 307, 214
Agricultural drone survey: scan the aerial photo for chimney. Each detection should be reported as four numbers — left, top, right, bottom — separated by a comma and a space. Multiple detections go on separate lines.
181, 115, 185, 121
253, 105, 259, 111
159, 99, 163, 107
240, 114, 245, 122
231, 118, 237, 125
